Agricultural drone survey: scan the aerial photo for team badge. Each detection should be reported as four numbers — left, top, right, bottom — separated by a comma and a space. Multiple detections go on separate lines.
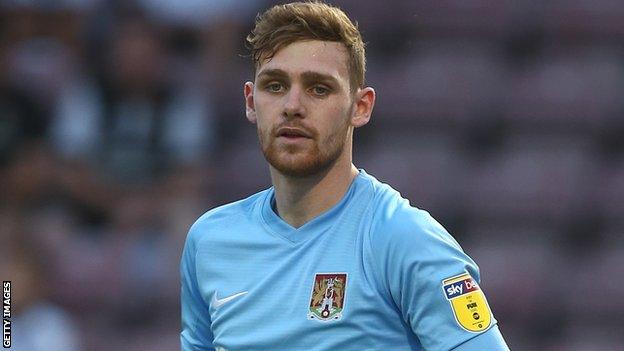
442, 273, 492, 332
308, 273, 347, 321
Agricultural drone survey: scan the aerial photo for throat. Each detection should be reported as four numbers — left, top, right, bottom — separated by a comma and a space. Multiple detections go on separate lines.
271, 164, 359, 228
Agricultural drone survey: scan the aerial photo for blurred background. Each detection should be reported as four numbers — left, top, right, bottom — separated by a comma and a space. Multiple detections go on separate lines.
1, 0, 623, 350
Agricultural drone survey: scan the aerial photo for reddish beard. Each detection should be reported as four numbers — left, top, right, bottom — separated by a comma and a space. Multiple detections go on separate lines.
258, 122, 348, 178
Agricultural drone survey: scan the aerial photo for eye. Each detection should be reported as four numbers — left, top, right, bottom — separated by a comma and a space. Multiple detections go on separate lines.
265, 82, 284, 93
310, 85, 330, 96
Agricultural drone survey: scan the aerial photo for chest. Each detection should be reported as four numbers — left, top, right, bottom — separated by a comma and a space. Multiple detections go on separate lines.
195, 225, 416, 350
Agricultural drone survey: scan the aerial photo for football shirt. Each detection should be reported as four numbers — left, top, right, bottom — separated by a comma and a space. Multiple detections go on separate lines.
181, 170, 509, 350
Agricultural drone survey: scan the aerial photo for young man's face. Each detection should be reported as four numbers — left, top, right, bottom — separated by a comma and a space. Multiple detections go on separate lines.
244, 40, 358, 177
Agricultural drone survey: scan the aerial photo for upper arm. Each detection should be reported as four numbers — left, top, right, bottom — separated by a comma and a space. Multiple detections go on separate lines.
368, 201, 508, 350
180, 226, 215, 351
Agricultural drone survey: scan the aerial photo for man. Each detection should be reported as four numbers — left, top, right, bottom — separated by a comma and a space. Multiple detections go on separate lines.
181, 2, 510, 350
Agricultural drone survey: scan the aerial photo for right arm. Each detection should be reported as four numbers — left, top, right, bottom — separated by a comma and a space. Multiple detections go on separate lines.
180, 227, 215, 351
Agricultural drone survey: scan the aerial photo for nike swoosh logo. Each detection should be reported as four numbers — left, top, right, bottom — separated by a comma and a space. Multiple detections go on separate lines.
213, 291, 248, 308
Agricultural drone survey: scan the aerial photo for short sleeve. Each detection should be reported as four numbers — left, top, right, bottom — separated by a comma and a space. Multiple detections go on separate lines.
368, 200, 509, 351
452, 325, 509, 350
181, 226, 215, 351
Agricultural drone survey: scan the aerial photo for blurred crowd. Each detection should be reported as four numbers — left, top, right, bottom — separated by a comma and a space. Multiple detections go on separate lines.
1, 0, 623, 350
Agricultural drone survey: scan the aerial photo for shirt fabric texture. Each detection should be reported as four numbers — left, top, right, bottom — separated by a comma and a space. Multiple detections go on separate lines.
181, 170, 509, 350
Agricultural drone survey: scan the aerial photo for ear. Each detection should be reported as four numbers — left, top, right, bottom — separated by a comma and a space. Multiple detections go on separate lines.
244, 81, 257, 124
350, 87, 375, 128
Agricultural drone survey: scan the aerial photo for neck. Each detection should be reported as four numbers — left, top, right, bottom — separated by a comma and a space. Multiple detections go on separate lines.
270, 158, 359, 228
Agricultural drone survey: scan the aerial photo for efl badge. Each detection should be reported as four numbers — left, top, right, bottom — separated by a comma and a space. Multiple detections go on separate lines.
442, 273, 492, 332
308, 273, 347, 321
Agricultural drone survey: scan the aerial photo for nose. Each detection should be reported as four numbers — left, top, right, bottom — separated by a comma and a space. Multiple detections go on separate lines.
282, 86, 305, 119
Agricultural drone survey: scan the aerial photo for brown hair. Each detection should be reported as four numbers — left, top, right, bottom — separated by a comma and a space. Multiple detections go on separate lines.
247, 1, 366, 90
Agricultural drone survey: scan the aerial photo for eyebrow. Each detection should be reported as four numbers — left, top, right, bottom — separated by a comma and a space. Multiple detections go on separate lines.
300, 71, 339, 86
257, 68, 289, 81
257, 69, 340, 86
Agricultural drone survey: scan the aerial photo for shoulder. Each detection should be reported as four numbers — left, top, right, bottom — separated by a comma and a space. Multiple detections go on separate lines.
363, 173, 463, 259
185, 189, 270, 247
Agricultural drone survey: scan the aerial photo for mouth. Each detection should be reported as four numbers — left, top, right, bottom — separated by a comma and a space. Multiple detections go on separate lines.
276, 127, 312, 140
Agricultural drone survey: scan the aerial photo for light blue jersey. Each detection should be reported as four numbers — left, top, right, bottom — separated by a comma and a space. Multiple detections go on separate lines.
181, 170, 509, 350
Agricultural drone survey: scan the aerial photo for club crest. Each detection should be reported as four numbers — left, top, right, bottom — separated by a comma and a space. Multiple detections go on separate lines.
308, 273, 347, 321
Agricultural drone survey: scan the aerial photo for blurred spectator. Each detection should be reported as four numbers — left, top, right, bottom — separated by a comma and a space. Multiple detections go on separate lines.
0, 217, 81, 351
51, 13, 213, 186
0, 54, 49, 169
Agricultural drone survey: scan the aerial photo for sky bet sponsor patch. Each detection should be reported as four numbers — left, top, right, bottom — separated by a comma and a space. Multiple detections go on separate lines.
442, 273, 491, 332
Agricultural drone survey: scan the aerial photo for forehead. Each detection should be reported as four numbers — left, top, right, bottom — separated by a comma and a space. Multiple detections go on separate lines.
256, 40, 350, 84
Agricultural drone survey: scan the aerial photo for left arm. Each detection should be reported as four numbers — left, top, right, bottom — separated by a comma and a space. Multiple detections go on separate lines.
368, 203, 510, 351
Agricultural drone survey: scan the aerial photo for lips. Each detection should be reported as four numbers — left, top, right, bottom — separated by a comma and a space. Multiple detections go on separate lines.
276, 127, 312, 139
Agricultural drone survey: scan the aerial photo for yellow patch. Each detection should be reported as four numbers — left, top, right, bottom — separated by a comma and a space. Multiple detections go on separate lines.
442, 273, 491, 332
